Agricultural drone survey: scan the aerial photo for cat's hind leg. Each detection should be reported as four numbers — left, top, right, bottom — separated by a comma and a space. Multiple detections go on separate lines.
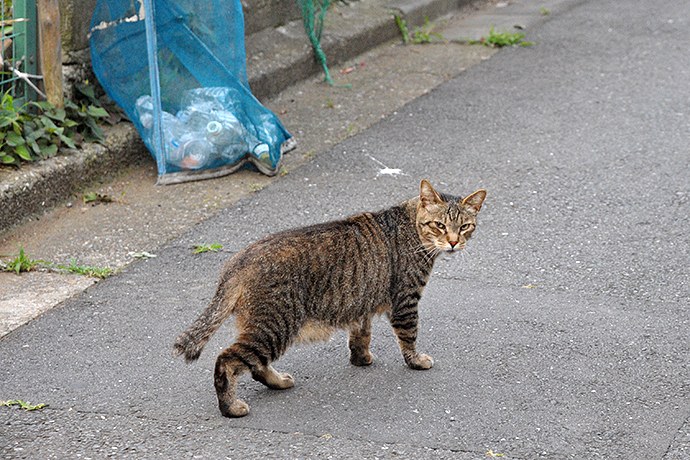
349, 315, 374, 366
251, 365, 294, 390
214, 343, 253, 417
214, 333, 289, 417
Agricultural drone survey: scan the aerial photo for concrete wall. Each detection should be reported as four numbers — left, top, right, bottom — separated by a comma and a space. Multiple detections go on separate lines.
58, 0, 96, 55
243, 0, 302, 35
59, 0, 303, 55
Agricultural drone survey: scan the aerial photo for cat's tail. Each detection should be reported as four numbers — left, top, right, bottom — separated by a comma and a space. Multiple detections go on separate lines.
173, 282, 241, 363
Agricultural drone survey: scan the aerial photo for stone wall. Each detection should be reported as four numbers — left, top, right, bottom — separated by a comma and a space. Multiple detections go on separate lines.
59, 0, 303, 55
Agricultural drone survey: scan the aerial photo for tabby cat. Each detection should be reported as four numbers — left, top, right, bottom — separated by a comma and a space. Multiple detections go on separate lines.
174, 180, 486, 417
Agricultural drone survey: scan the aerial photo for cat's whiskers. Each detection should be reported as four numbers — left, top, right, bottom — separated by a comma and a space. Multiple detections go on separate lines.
411, 241, 438, 264
459, 246, 473, 264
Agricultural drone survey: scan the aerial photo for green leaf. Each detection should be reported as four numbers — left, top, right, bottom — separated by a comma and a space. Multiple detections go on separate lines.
25, 127, 45, 142
15, 144, 32, 161
31, 100, 54, 111
1, 154, 17, 164
39, 143, 58, 157
63, 99, 78, 111
5, 131, 25, 146
59, 133, 77, 149
76, 83, 97, 103
86, 106, 109, 118
39, 116, 59, 131
62, 118, 78, 128
83, 118, 105, 142
46, 108, 66, 122
0, 117, 14, 128
2, 92, 14, 107
27, 138, 40, 154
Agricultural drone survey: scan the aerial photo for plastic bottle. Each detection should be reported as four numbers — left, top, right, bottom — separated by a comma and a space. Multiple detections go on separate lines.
176, 134, 215, 170
183, 87, 243, 114
207, 111, 269, 164
160, 112, 184, 166
249, 112, 283, 171
135, 95, 155, 130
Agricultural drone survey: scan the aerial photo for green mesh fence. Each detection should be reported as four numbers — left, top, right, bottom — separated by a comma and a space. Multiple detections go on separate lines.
1, 0, 38, 105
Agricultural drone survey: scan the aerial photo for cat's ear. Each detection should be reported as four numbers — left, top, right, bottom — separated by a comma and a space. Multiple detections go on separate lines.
420, 180, 443, 207
462, 189, 487, 213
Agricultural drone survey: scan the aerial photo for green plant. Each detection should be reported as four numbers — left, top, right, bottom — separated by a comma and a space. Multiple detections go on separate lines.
471, 26, 534, 48
56, 260, 113, 279
192, 243, 223, 254
1, 399, 47, 411
411, 17, 444, 44
82, 191, 114, 204
0, 84, 110, 166
394, 15, 410, 44
1, 248, 112, 278
540, 7, 550, 15
3, 247, 41, 274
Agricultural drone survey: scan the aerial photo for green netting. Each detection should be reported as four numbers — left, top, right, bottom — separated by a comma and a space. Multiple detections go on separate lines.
297, 0, 333, 85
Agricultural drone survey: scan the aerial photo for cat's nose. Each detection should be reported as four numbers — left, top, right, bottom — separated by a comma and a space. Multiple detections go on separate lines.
449, 241, 459, 248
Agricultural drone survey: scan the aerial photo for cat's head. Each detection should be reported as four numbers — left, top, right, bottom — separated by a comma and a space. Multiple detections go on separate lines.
415, 179, 486, 253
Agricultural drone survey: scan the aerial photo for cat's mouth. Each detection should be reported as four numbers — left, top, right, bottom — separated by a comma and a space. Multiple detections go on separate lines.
444, 244, 465, 253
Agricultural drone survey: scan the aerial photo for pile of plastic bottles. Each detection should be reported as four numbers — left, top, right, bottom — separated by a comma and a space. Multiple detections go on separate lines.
135, 87, 277, 171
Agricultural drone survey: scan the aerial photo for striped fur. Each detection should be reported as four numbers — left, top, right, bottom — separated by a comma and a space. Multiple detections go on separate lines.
173, 180, 486, 417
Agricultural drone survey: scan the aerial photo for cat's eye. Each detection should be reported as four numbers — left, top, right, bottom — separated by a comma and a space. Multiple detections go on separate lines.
461, 223, 473, 231
435, 221, 446, 230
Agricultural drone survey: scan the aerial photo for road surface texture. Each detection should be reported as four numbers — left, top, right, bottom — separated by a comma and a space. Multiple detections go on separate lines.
2, 0, 689, 458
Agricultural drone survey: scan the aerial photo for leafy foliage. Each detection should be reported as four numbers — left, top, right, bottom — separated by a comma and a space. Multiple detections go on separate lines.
411, 17, 444, 44
55, 259, 113, 279
394, 15, 410, 44
192, 243, 223, 254
395, 15, 443, 45
2, 247, 41, 274
1, 399, 48, 411
1, 247, 113, 279
471, 26, 535, 48
0, 83, 111, 166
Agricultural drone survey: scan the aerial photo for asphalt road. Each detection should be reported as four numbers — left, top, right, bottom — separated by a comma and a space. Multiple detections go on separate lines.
2, 0, 689, 458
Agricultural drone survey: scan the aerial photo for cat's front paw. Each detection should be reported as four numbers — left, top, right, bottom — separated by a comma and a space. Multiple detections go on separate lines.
406, 353, 434, 370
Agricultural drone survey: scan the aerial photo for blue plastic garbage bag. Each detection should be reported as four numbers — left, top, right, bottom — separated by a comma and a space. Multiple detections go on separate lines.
89, 0, 293, 184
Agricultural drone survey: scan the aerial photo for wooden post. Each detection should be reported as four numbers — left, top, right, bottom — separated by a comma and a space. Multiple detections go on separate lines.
37, 0, 64, 108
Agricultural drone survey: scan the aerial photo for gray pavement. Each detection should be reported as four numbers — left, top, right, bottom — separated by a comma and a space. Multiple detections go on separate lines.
2, 0, 690, 458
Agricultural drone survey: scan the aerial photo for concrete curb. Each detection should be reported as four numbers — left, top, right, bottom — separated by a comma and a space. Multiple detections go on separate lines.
0, 0, 474, 235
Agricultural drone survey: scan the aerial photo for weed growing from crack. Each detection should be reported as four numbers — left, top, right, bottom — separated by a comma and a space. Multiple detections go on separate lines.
1, 400, 48, 411
411, 17, 444, 44
394, 15, 410, 44
471, 26, 535, 48
192, 243, 223, 254
1, 247, 113, 278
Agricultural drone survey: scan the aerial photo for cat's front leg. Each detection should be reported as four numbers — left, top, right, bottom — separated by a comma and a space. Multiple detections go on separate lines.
391, 301, 434, 370
349, 315, 374, 366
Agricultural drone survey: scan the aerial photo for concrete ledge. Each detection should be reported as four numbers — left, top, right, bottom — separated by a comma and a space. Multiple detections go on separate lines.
0, 124, 147, 235
247, 0, 468, 100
